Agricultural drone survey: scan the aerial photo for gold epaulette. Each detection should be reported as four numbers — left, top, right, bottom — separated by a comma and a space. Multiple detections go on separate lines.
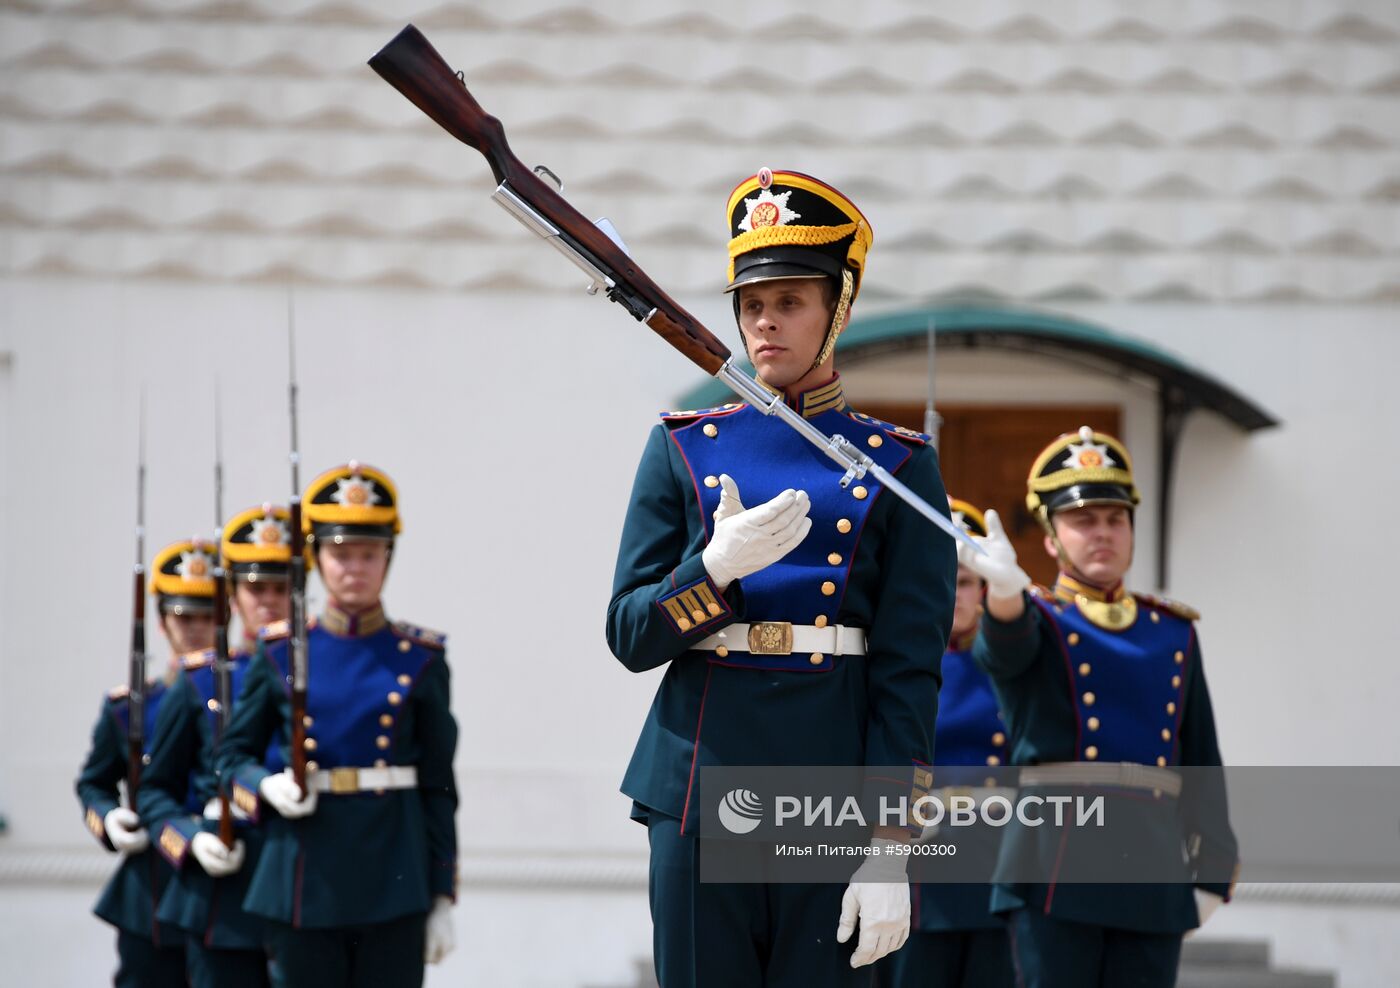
181, 649, 215, 671
258, 619, 291, 641
1134, 592, 1200, 622
844, 410, 929, 446
393, 620, 447, 650
661, 403, 743, 421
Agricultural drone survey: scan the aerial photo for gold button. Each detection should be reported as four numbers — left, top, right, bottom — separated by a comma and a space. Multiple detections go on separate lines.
375, 758, 387, 768
1078, 662, 1091, 676
810, 653, 824, 665
1171, 675, 1181, 689
302, 714, 313, 728
828, 552, 842, 566
1082, 691, 1096, 706
1157, 756, 1168, 767
836, 518, 852, 534
379, 714, 393, 727
388, 691, 402, 706
820, 581, 836, 596
691, 609, 705, 623
814, 615, 828, 628
867, 434, 883, 448
1150, 612, 1161, 623
703, 423, 718, 438
1087, 716, 1100, 731
677, 617, 692, 632
398, 674, 412, 686
1166, 702, 1176, 715
707, 602, 722, 616
377, 736, 390, 750
1174, 650, 1184, 664
986, 755, 1000, 766
1085, 746, 1099, 760
303, 737, 317, 751
1161, 728, 1172, 742
1067, 633, 1080, 646
306, 760, 319, 772
206, 698, 220, 712
992, 732, 1006, 746
715, 645, 728, 657
398, 639, 411, 653
704, 475, 719, 488
852, 486, 868, 500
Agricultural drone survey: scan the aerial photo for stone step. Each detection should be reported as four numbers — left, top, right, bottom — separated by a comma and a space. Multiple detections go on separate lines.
1175, 969, 1335, 988
1181, 938, 1272, 968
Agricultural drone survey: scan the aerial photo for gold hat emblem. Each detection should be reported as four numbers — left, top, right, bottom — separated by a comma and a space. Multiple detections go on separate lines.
750, 201, 779, 228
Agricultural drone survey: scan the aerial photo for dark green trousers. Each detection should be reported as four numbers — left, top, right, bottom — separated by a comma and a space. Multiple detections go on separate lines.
647, 813, 873, 988
1006, 909, 1182, 988
114, 930, 185, 988
185, 937, 273, 988
265, 913, 426, 988
878, 927, 1014, 988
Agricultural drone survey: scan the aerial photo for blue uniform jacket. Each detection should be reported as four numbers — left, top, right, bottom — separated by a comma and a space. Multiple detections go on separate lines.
215, 609, 458, 928
606, 380, 957, 834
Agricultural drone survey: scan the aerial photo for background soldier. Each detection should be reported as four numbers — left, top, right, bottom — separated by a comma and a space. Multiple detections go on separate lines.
77, 537, 219, 988
606, 169, 956, 986
962, 427, 1238, 988
138, 504, 295, 988
884, 498, 1014, 988
216, 463, 458, 988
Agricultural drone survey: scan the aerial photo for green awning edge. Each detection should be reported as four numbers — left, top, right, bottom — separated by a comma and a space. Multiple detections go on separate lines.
674, 302, 1279, 432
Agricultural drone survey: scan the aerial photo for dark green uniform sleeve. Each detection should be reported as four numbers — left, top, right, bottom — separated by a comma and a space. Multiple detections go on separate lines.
138, 673, 208, 869
216, 648, 284, 824
860, 445, 956, 814
606, 424, 744, 672
1176, 633, 1239, 899
973, 595, 1043, 680
415, 652, 459, 900
75, 697, 124, 851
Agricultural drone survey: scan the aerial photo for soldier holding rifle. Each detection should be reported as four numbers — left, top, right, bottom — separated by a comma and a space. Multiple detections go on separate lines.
139, 503, 295, 988
77, 535, 220, 987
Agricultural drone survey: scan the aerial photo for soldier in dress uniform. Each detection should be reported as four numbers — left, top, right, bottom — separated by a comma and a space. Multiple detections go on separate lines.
960, 427, 1238, 988
138, 504, 295, 988
216, 463, 458, 988
77, 537, 220, 988
606, 169, 957, 986
884, 499, 1014, 988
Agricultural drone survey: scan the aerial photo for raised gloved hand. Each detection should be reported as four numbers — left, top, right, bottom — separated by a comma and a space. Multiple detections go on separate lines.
701, 475, 812, 592
1185, 889, 1224, 938
258, 769, 318, 819
424, 895, 455, 964
191, 832, 246, 877
958, 509, 1031, 599
104, 807, 149, 854
836, 838, 911, 968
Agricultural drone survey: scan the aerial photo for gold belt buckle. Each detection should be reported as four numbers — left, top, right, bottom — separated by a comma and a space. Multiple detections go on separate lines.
329, 767, 359, 794
747, 621, 794, 656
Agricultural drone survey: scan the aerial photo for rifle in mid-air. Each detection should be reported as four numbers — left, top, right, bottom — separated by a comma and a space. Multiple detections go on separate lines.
126, 394, 148, 804
286, 303, 310, 796
367, 25, 979, 552
211, 387, 236, 847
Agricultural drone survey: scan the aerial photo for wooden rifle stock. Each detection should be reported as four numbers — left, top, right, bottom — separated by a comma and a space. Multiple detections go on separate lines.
369, 25, 732, 377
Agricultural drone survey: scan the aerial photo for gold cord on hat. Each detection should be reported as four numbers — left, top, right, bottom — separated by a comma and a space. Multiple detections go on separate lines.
812, 268, 854, 371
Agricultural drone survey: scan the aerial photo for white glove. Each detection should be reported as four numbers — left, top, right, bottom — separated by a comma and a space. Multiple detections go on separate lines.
701, 475, 812, 591
836, 838, 911, 968
258, 769, 318, 819
104, 807, 150, 854
1185, 889, 1224, 938
959, 509, 1031, 599
191, 832, 246, 877
202, 797, 248, 822
424, 895, 455, 964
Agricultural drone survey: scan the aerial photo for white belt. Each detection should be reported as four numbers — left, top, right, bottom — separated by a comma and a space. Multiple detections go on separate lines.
1019, 762, 1181, 798
694, 622, 867, 657
928, 786, 1019, 805
309, 765, 418, 795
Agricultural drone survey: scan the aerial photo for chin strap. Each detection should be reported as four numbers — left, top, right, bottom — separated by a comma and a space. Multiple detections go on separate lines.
812, 268, 854, 371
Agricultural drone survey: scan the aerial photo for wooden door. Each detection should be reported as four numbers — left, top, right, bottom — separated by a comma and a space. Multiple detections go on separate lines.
856, 403, 1121, 588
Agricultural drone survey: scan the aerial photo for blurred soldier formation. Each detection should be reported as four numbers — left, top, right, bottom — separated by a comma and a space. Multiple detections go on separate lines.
79, 167, 1233, 988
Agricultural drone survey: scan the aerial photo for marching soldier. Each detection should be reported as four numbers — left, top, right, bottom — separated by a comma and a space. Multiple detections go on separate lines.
884, 499, 1014, 988
77, 537, 220, 988
216, 463, 458, 988
606, 169, 956, 986
961, 427, 1238, 987
138, 504, 295, 988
